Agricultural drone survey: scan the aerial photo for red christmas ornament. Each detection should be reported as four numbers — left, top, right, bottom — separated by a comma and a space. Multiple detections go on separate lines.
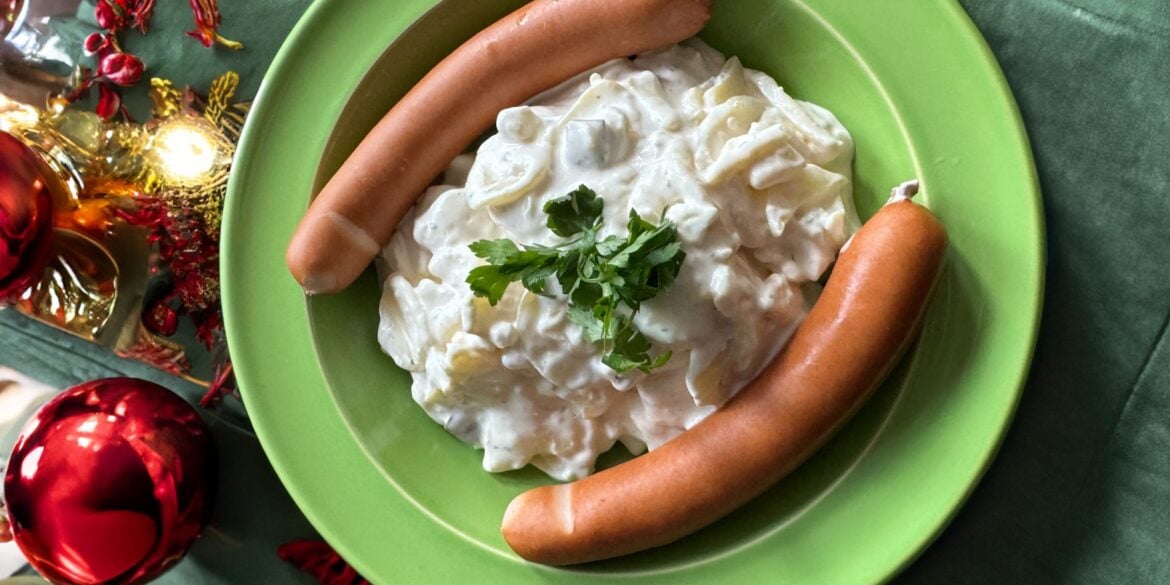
0, 132, 55, 304
3, 378, 215, 585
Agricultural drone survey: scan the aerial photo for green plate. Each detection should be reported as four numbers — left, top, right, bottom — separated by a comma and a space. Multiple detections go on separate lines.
222, 0, 1044, 582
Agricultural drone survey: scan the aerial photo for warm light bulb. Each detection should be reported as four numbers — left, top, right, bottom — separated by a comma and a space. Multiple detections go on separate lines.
151, 118, 222, 185
0, 95, 39, 132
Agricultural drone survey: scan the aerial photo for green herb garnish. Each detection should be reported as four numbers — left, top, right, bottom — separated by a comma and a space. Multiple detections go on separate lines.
467, 185, 685, 374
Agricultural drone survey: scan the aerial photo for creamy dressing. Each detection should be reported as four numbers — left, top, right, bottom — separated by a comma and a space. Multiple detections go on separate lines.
377, 40, 855, 481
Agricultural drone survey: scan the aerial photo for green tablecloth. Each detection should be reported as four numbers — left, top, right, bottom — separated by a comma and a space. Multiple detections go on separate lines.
2, 0, 1167, 582
903, 1, 1170, 583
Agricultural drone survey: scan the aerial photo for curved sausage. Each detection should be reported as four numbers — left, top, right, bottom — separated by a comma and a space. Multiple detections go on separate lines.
500, 186, 948, 565
286, 0, 714, 294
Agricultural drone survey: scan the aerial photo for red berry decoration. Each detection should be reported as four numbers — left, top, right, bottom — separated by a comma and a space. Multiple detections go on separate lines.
94, 0, 124, 30
144, 300, 179, 337
3, 378, 215, 585
279, 540, 371, 585
83, 32, 110, 56
99, 52, 145, 87
95, 82, 123, 121
0, 132, 55, 305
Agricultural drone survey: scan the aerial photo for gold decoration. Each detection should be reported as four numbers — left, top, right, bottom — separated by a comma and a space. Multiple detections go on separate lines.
217, 101, 249, 143
150, 78, 184, 119
146, 117, 233, 234
157, 72, 247, 234
203, 71, 239, 126
1, 71, 250, 383
16, 230, 119, 341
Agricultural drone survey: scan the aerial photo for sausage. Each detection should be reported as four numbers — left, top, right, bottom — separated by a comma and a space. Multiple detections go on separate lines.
286, 0, 714, 294
500, 184, 948, 565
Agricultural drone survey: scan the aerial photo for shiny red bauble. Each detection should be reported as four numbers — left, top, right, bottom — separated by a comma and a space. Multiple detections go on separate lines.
0, 131, 55, 304
3, 378, 215, 585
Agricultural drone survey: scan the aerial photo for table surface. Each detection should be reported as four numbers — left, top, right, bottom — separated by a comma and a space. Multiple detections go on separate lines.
2, 0, 1168, 583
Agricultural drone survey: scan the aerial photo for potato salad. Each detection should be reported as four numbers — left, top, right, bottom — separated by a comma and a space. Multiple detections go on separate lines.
377, 39, 855, 481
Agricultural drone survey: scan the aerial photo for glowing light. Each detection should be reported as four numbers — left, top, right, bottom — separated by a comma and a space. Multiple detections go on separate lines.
150, 118, 223, 186
0, 96, 39, 132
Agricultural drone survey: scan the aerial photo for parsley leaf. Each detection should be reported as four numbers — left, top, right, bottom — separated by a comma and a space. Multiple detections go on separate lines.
467, 186, 685, 373
468, 238, 521, 264
567, 304, 605, 343
543, 185, 605, 237
466, 265, 513, 305
467, 239, 563, 304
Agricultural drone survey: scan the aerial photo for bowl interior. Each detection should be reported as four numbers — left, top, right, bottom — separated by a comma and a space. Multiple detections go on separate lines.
300, 0, 1013, 574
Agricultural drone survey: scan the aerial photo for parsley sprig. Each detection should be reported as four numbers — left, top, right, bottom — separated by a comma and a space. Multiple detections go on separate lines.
466, 185, 685, 374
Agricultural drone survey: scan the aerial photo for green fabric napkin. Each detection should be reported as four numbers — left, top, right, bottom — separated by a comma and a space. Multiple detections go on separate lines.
3, 0, 1168, 583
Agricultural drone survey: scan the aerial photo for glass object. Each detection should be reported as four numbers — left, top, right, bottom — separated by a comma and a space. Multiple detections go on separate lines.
1, 0, 82, 106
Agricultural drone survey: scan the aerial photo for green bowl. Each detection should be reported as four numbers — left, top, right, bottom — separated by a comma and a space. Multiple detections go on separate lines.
222, 0, 1044, 582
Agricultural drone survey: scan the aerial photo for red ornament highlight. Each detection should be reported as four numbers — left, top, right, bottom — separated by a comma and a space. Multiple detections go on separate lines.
3, 378, 215, 584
